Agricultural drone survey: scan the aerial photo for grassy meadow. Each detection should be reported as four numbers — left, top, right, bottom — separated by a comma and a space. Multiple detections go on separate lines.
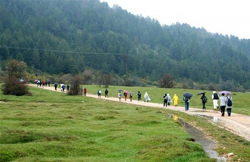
0, 86, 213, 161
1, 85, 250, 161
83, 85, 250, 115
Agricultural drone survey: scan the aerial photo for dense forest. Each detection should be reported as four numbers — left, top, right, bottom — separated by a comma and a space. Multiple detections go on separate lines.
1, 0, 250, 90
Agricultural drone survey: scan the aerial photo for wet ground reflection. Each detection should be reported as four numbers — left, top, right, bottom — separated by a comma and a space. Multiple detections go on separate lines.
169, 114, 226, 162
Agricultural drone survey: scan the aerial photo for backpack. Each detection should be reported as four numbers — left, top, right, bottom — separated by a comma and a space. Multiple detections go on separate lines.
213, 93, 219, 99
164, 95, 169, 100
184, 97, 188, 102
227, 97, 232, 106
202, 96, 207, 103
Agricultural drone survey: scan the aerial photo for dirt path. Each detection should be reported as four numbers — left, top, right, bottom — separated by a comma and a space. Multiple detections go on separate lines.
31, 85, 250, 141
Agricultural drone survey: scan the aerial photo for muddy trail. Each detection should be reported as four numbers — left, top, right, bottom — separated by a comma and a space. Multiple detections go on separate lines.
30, 85, 250, 142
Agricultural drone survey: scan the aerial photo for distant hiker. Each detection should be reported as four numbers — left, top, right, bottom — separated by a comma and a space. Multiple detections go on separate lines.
54, 83, 58, 90
67, 85, 70, 91
138, 91, 142, 101
163, 93, 168, 107
226, 94, 233, 116
97, 89, 101, 98
105, 89, 108, 98
124, 91, 128, 101
201, 93, 207, 110
36, 80, 40, 87
219, 93, 227, 116
42, 80, 46, 87
83, 88, 87, 96
144, 92, 150, 102
80, 86, 83, 95
48, 80, 51, 87
183, 96, 190, 111
173, 94, 179, 106
118, 92, 122, 101
61, 84, 65, 92
212, 91, 219, 109
129, 92, 133, 102
167, 93, 172, 106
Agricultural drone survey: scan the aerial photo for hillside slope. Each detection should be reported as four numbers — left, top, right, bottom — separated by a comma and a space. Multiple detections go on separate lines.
0, 0, 250, 88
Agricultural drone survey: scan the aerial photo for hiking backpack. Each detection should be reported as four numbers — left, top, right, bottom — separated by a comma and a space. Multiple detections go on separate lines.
213, 93, 219, 99
202, 96, 207, 103
227, 97, 232, 106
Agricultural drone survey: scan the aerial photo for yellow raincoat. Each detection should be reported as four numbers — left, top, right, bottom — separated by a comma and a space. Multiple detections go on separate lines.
173, 94, 179, 106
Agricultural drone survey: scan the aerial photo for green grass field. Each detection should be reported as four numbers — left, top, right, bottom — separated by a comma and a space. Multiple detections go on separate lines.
0, 86, 213, 161
1, 85, 250, 161
82, 85, 250, 115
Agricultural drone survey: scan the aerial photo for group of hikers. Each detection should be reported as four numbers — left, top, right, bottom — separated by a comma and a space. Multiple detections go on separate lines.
183, 91, 233, 116
94, 89, 233, 117
36, 82, 233, 117
36, 80, 51, 87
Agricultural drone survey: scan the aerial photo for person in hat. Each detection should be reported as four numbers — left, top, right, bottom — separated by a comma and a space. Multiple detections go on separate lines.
212, 91, 219, 109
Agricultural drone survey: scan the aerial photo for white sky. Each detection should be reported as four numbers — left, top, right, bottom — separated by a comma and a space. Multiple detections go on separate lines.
100, 0, 250, 39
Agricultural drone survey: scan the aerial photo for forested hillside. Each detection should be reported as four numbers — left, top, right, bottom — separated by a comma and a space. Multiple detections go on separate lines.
1, 0, 250, 89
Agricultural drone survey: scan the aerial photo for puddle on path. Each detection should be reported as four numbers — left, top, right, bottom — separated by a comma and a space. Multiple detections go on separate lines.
169, 114, 226, 162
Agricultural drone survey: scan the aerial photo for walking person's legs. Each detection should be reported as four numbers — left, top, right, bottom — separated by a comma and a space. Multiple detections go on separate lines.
221, 106, 225, 116
202, 102, 206, 109
227, 108, 232, 116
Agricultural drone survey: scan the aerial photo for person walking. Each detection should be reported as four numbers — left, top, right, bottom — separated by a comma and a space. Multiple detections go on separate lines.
97, 89, 101, 98
212, 91, 219, 109
167, 93, 172, 106
163, 94, 168, 107
219, 93, 227, 116
226, 94, 233, 116
172, 94, 179, 106
201, 93, 207, 110
118, 92, 122, 101
144, 92, 150, 102
138, 91, 142, 101
105, 89, 108, 98
83, 88, 87, 96
183, 96, 190, 111
129, 91, 133, 102
124, 91, 128, 101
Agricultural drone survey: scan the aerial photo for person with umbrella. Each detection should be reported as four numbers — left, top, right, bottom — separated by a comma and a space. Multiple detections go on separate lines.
124, 90, 128, 101
219, 92, 227, 116
183, 93, 192, 111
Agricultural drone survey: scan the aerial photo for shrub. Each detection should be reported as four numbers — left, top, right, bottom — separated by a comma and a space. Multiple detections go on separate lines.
1, 76, 29, 96
67, 75, 82, 95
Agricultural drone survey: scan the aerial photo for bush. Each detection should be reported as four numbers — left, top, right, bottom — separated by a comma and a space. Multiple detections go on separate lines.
1, 76, 29, 96
67, 75, 82, 95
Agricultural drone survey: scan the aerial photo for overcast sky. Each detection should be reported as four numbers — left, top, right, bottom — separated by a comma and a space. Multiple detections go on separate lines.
100, 0, 250, 39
